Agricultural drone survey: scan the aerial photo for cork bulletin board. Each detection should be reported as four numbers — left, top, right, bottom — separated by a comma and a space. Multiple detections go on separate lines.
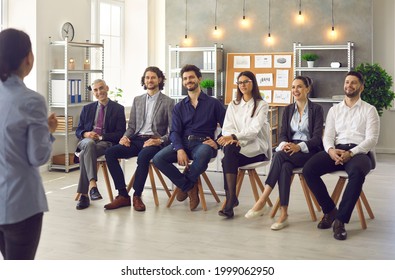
225, 52, 294, 106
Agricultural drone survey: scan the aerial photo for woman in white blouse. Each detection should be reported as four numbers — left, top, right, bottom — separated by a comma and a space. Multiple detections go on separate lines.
217, 71, 271, 218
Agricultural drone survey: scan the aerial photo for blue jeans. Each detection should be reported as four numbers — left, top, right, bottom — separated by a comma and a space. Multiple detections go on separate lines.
152, 140, 217, 192
105, 137, 161, 196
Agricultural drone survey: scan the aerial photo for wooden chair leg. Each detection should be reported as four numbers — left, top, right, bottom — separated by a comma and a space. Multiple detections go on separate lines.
360, 190, 374, 219
331, 177, 346, 204
299, 174, 317, 221
126, 172, 135, 193
100, 162, 114, 202
148, 164, 159, 206
151, 164, 171, 198
201, 172, 221, 203
197, 177, 207, 211
167, 187, 178, 208
248, 169, 261, 203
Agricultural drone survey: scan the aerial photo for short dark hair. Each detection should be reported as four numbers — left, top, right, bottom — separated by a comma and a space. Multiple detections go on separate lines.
141, 66, 166, 90
346, 71, 365, 85
180, 64, 202, 79
0, 28, 32, 82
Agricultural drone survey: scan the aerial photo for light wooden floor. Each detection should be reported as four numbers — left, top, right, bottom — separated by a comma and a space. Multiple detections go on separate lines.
14, 154, 395, 260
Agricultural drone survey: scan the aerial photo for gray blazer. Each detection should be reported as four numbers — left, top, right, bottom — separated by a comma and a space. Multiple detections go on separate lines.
125, 92, 175, 145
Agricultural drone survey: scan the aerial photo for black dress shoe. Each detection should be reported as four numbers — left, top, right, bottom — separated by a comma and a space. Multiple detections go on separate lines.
89, 187, 102, 200
218, 208, 234, 218
317, 207, 338, 229
76, 195, 90, 210
333, 219, 347, 240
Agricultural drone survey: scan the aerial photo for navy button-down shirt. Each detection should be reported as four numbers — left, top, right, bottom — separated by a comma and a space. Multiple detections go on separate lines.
170, 92, 226, 151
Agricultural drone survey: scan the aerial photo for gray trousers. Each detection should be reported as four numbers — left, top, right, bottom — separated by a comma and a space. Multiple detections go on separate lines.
77, 138, 112, 194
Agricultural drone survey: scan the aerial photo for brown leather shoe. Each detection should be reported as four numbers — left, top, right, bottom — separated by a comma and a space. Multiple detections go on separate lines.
176, 188, 188, 202
104, 195, 131, 210
187, 184, 199, 211
133, 196, 146, 212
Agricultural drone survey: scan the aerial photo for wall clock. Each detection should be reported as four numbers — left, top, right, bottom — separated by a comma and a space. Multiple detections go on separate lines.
60, 22, 75, 42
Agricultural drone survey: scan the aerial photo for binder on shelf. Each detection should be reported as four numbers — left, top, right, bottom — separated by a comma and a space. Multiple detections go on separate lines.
77, 79, 82, 102
70, 79, 76, 103
51, 80, 67, 103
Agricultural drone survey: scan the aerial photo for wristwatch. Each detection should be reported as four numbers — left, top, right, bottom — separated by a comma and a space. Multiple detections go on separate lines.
160, 138, 164, 143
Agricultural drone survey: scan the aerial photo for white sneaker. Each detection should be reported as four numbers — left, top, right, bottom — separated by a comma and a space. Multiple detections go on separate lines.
244, 205, 268, 219
271, 219, 289, 230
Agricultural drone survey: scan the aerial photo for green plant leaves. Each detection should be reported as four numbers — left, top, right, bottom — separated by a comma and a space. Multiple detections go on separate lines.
355, 63, 395, 116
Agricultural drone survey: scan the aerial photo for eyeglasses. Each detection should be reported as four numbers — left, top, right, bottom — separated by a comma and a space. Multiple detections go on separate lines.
236, 80, 252, 85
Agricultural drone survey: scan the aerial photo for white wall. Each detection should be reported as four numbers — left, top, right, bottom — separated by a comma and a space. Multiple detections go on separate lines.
373, 0, 395, 153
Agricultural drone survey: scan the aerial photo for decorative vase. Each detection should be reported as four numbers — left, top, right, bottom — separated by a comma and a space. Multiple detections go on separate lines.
307, 61, 315, 68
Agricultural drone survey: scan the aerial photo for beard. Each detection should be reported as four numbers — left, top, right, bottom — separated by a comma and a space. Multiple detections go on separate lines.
185, 81, 199, 92
344, 87, 360, 98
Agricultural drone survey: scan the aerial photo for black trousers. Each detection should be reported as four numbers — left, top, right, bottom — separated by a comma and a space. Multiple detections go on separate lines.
222, 144, 267, 190
303, 148, 372, 223
0, 212, 43, 260
265, 150, 316, 206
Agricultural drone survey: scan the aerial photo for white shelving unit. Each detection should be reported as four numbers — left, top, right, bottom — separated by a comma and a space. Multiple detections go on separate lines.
293, 42, 354, 104
48, 39, 104, 172
168, 44, 224, 103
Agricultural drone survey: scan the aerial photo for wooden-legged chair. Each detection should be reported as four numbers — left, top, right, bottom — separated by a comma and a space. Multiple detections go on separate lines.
222, 161, 274, 209
167, 158, 221, 211
126, 161, 171, 206
75, 155, 114, 202
270, 167, 321, 221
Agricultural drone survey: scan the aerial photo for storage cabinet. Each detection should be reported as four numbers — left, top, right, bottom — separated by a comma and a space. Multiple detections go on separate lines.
168, 44, 224, 103
48, 39, 104, 172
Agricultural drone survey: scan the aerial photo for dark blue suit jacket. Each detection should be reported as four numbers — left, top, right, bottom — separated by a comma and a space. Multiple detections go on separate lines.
76, 99, 126, 145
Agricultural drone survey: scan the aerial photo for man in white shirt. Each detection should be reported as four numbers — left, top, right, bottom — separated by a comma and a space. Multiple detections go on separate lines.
303, 71, 380, 240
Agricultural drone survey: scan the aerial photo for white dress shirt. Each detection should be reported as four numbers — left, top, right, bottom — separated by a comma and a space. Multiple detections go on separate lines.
222, 98, 271, 158
323, 98, 380, 155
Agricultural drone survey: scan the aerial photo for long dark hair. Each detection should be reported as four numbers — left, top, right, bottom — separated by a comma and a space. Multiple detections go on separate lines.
141, 66, 166, 90
0, 28, 32, 82
234, 71, 263, 117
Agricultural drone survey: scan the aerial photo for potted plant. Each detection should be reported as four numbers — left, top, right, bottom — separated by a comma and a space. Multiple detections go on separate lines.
200, 79, 215, 96
301, 53, 319, 68
355, 63, 395, 116
109, 87, 123, 102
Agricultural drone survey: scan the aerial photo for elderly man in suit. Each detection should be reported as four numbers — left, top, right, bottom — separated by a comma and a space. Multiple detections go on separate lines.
104, 66, 175, 211
75, 79, 126, 210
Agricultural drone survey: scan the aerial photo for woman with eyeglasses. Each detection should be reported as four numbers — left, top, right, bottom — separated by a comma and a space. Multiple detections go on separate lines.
217, 71, 271, 218
245, 76, 324, 230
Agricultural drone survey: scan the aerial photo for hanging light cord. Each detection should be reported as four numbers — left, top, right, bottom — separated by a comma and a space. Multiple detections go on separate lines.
243, 0, 246, 19
185, 0, 188, 38
215, 0, 218, 28
268, 0, 271, 36
299, 0, 302, 15
331, 0, 334, 30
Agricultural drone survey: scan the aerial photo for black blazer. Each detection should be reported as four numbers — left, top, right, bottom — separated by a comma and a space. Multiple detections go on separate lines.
279, 99, 324, 153
76, 99, 126, 145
